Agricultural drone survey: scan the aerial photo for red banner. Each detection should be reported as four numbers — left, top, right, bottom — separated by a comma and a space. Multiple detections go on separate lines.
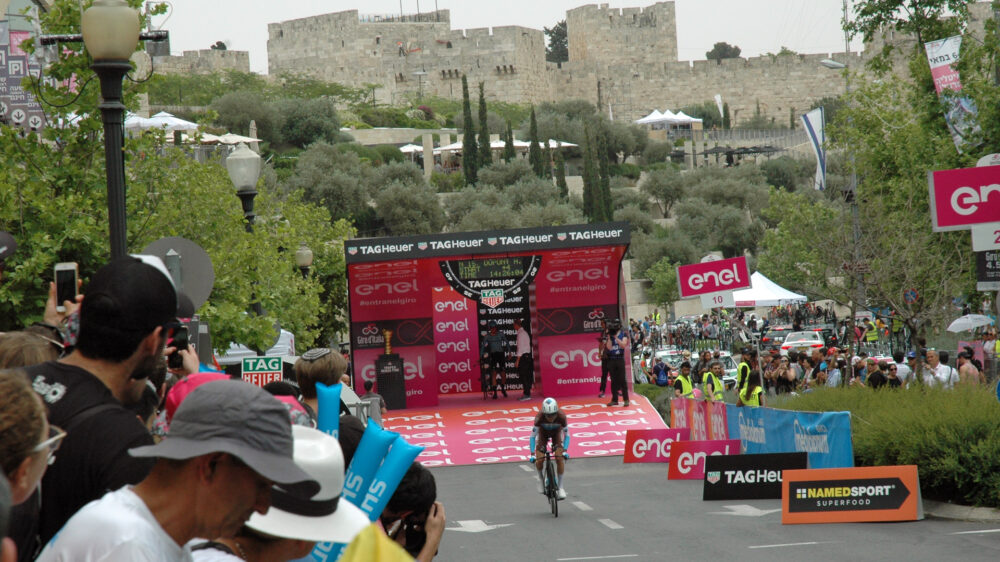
676, 257, 751, 298
929, 166, 1000, 231
667, 439, 742, 480
623, 428, 690, 463
432, 286, 479, 394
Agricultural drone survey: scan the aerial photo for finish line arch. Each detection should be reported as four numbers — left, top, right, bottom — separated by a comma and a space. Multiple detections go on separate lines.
345, 222, 631, 410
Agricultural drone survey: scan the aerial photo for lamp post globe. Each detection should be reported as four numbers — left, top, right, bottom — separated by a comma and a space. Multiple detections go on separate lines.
295, 242, 314, 278
226, 143, 262, 231
81, 0, 141, 260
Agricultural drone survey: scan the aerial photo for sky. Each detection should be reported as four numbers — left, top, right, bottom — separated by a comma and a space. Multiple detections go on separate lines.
150, 0, 865, 74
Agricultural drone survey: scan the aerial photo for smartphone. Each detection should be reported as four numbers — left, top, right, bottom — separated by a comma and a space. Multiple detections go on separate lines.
54, 262, 78, 313
167, 326, 189, 369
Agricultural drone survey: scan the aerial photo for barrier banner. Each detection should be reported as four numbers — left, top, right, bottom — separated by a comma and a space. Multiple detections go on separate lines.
667, 439, 741, 480
726, 404, 853, 469
431, 287, 479, 394
669, 398, 729, 442
623, 428, 690, 463
782, 465, 923, 524
703, 452, 808, 501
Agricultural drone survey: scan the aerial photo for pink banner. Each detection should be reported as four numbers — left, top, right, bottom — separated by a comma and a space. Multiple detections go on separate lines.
353, 345, 438, 408
676, 256, 751, 298
348, 259, 429, 321
667, 439, 741, 480
534, 247, 622, 307
623, 428, 690, 463
432, 286, 479, 394
929, 166, 1000, 231
537, 333, 610, 398
671, 398, 729, 441
707, 401, 729, 440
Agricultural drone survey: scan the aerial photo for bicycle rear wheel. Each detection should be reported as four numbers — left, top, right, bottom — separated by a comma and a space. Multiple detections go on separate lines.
545, 458, 558, 517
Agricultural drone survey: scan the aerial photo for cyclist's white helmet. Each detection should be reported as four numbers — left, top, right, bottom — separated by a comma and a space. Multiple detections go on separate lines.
541, 397, 558, 415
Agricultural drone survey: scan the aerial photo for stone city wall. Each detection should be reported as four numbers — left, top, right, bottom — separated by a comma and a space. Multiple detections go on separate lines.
566, 2, 677, 66
153, 49, 250, 75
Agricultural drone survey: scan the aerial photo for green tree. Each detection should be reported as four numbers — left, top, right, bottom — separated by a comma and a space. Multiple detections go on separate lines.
529, 107, 544, 177
581, 123, 600, 222
503, 120, 516, 162
542, 141, 553, 179
461, 75, 478, 185
706, 42, 741, 61
212, 90, 283, 143
555, 148, 568, 198
271, 97, 342, 149
646, 257, 680, 307
372, 182, 446, 236
544, 20, 569, 63
477, 82, 493, 169
596, 129, 613, 220
723, 102, 731, 129
286, 142, 373, 223
640, 167, 684, 217
478, 160, 534, 189
846, 0, 967, 69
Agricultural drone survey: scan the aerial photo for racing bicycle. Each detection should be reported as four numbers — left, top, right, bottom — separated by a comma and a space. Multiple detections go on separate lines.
533, 446, 565, 517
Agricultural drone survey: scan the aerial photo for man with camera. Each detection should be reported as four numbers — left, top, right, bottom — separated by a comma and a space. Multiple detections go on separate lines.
604, 319, 630, 407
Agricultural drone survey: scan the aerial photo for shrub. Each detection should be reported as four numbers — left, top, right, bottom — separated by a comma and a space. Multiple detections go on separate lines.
336, 143, 383, 165
609, 162, 641, 180
430, 171, 465, 192
374, 145, 405, 164
642, 141, 673, 165
774, 386, 1000, 507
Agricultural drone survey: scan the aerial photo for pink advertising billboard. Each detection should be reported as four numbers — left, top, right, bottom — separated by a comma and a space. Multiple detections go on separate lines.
623, 428, 690, 463
346, 224, 630, 409
676, 256, 751, 298
929, 165, 1000, 231
667, 439, 742, 480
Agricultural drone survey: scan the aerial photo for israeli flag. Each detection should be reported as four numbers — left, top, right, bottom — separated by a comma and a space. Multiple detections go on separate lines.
801, 107, 826, 191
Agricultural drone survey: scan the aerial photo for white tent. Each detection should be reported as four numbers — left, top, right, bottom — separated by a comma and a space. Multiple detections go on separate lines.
217, 132, 262, 145
634, 109, 663, 124
672, 110, 703, 124
732, 272, 808, 307
399, 143, 423, 154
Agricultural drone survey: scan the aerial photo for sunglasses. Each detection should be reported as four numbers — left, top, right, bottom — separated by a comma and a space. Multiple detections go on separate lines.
33, 425, 67, 465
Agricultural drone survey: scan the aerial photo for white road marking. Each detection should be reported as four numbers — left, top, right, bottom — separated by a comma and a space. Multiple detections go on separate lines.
710, 504, 782, 517
573, 501, 594, 511
520, 464, 535, 472
749, 541, 838, 549
445, 520, 513, 533
950, 529, 1000, 535
556, 554, 639, 562
598, 518, 624, 529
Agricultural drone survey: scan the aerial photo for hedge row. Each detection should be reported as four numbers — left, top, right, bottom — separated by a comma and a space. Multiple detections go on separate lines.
774, 386, 1000, 507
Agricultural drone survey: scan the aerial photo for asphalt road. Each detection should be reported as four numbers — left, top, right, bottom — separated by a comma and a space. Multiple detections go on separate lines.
430, 456, 1000, 562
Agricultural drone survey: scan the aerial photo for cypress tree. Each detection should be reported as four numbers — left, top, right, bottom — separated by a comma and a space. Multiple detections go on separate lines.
543, 140, 553, 179
582, 123, 599, 222
597, 128, 613, 221
477, 82, 492, 168
722, 102, 731, 130
528, 107, 544, 177
503, 120, 516, 162
555, 146, 568, 198
461, 75, 478, 185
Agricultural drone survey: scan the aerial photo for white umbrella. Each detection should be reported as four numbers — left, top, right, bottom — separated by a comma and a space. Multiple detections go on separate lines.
545, 139, 577, 148
146, 111, 198, 131
124, 112, 154, 131
947, 314, 995, 333
217, 132, 263, 145
399, 143, 423, 154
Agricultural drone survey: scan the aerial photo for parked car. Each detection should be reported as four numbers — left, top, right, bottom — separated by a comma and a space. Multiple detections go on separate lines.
779, 331, 824, 356
760, 324, 794, 349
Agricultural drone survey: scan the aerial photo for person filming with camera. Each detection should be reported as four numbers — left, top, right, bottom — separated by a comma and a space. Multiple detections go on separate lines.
604, 319, 630, 407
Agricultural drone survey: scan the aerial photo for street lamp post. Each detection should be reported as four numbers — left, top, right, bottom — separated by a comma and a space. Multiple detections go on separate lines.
820, 54, 866, 370
295, 242, 314, 278
81, 0, 141, 260
226, 143, 263, 316
412, 70, 427, 101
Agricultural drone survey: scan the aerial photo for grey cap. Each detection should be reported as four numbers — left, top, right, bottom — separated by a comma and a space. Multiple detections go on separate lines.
130, 380, 319, 498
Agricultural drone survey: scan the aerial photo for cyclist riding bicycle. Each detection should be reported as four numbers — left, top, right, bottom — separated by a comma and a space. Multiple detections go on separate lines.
529, 397, 570, 500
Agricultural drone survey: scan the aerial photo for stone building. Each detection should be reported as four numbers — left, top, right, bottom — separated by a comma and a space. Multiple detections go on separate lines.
153, 49, 250, 75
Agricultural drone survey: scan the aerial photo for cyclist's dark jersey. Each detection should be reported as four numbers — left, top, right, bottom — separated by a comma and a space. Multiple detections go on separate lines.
534, 410, 567, 443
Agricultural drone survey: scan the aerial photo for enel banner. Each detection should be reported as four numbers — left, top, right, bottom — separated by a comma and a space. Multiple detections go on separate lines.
623, 428, 690, 463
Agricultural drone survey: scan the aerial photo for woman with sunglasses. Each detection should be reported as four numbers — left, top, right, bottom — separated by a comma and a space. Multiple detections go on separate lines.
1, 369, 66, 561
0, 369, 62, 505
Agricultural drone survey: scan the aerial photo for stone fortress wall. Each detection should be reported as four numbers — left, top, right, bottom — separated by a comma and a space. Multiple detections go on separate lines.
153, 49, 250, 75
162, 2, 998, 126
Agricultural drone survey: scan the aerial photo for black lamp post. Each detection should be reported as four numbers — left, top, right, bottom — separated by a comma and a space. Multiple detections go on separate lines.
80, 0, 141, 260
226, 143, 263, 316
295, 242, 314, 278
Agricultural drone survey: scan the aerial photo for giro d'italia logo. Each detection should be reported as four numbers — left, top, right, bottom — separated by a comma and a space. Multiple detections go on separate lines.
481, 289, 504, 309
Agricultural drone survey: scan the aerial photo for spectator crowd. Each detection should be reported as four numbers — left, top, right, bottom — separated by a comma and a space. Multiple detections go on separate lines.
0, 256, 444, 562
